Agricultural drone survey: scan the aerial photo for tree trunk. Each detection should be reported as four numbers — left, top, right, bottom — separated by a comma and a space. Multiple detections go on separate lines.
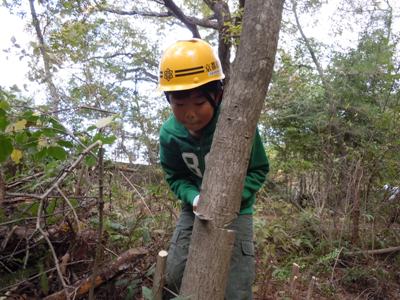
179, 1, 284, 299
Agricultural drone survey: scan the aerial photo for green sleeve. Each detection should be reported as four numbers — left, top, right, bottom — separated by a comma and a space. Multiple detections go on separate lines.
159, 131, 199, 205
242, 128, 269, 201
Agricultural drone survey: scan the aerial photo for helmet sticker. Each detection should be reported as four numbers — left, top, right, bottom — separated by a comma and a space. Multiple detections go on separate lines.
162, 68, 174, 81
205, 61, 218, 72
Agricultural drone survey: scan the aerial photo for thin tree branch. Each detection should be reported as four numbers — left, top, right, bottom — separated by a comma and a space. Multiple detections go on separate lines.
124, 67, 158, 82
36, 225, 70, 299
119, 171, 154, 218
6, 172, 45, 189
56, 187, 81, 234
101, 7, 172, 18
99, 4, 218, 29
291, 0, 326, 84
28, 0, 61, 114
163, 0, 201, 38
79, 105, 116, 115
203, 0, 232, 81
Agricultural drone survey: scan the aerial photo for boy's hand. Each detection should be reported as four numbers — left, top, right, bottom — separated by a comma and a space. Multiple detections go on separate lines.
193, 195, 200, 212
192, 195, 212, 221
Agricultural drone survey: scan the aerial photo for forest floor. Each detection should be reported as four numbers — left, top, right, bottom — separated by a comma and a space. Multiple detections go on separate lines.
1, 170, 400, 299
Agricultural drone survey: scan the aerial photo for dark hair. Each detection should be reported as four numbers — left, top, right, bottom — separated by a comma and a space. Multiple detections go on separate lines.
164, 80, 223, 106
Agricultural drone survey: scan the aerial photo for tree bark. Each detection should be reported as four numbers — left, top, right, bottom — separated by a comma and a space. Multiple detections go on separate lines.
179, 1, 284, 299
152, 250, 168, 300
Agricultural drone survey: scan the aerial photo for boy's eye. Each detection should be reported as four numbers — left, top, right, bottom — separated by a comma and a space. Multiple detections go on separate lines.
195, 101, 206, 106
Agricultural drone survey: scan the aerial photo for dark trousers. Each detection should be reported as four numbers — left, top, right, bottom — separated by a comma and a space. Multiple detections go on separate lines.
165, 204, 255, 300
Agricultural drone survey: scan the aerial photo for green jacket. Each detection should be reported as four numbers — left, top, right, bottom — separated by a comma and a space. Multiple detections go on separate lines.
159, 108, 269, 215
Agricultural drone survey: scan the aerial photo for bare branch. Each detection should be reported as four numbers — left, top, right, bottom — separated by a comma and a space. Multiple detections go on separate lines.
125, 67, 158, 82
119, 171, 154, 218
99, 3, 217, 29
163, 0, 201, 38
203, 0, 232, 80
37, 225, 70, 299
291, 0, 326, 84
79, 105, 117, 115
57, 187, 81, 234
101, 6, 172, 18
29, 0, 61, 115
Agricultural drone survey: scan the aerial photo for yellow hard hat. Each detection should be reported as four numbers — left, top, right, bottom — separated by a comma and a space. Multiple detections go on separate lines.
158, 38, 225, 91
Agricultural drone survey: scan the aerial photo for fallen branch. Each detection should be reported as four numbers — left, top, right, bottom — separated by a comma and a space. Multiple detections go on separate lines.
345, 245, 400, 256
43, 248, 148, 300
6, 172, 45, 189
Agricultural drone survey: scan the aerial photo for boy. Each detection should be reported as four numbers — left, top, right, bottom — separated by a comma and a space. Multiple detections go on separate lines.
158, 39, 269, 299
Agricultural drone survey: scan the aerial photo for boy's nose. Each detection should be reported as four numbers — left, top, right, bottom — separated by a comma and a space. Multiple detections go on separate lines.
185, 111, 196, 122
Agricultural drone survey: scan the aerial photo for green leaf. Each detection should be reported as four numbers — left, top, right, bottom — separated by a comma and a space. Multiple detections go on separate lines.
34, 148, 48, 161
94, 133, 116, 145
142, 286, 153, 300
142, 227, 151, 245
0, 100, 10, 110
15, 132, 28, 144
85, 154, 97, 167
57, 140, 74, 148
87, 125, 97, 131
41, 128, 57, 137
107, 220, 126, 231
47, 146, 67, 160
48, 118, 66, 132
39, 263, 49, 295
0, 136, 13, 162
125, 281, 140, 300
22, 110, 37, 122
0, 109, 8, 131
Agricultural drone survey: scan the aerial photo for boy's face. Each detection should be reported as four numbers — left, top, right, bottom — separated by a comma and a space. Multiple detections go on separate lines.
170, 89, 215, 136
